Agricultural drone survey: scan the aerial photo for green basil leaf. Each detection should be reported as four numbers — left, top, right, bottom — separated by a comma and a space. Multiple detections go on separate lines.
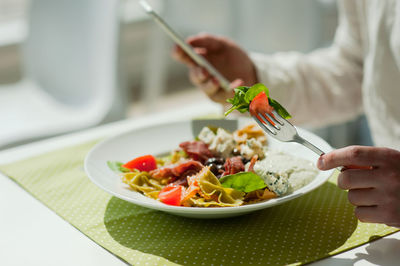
234, 86, 250, 94
220, 172, 266, 193
107, 161, 130, 173
236, 105, 250, 113
233, 87, 249, 104
224, 103, 248, 116
269, 98, 292, 119
224, 87, 250, 116
107, 161, 122, 171
120, 166, 131, 173
226, 98, 235, 104
244, 83, 269, 103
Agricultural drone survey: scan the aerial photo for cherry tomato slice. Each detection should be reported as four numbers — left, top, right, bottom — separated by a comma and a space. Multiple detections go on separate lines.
122, 155, 157, 172
158, 185, 183, 206
249, 91, 276, 126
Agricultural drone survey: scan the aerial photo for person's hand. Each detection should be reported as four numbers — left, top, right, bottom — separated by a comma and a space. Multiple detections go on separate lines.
317, 146, 400, 227
171, 33, 258, 103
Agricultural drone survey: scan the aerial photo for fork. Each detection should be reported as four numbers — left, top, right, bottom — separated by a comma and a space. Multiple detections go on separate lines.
252, 110, 325, 156
252, 110, 372, 170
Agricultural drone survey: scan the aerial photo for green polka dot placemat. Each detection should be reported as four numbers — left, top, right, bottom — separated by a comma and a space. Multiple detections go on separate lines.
0, 141, 398, 266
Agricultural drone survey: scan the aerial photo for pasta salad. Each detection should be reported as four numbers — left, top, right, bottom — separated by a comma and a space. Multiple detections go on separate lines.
108, 124, 317, 207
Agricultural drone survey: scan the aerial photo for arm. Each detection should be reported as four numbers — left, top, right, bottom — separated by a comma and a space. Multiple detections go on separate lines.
252, 0, 364, 127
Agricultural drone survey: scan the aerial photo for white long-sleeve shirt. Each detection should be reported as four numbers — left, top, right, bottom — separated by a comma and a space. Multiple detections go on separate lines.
251, 0, 400, 150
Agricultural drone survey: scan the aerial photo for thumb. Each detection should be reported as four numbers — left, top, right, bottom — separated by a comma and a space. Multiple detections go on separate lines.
229, 79, 244, 89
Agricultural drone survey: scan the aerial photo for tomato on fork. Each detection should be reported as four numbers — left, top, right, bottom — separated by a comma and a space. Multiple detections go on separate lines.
249, 91, 276, 126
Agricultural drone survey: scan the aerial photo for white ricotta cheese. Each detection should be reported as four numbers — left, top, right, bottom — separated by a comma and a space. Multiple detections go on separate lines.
253, 150, 318, 195
208, 128, 236, 158
198, 127, 216, 145
239, 138, 265, 160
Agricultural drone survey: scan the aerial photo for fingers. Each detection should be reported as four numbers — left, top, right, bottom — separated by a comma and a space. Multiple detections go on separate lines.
355, 205, 400, 224
171, 45, 197, 67
317, 146, 383, 170
188, 66, 221, 97
354, 206, 380, 223
201, 78, 242, 100
201, 77, 220, 97
188, 66, 243, 98
385, 223, 400, 228
186, 33, 224, 51
337, 168, 382, 190
347, 188, 382, 206
172, 45, 207, 66
172, 32, 222, 66
229, 78, 244, 88
188, 66, 211, 86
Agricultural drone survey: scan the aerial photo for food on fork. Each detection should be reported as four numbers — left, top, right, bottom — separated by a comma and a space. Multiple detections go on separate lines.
108, 124, 318, 207
224, 83, 291, 123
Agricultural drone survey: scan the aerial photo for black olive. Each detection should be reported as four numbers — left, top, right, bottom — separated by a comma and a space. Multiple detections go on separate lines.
209, 164, 219, 175
232, 148, 240, 156
217, 164, 225, 171
206, 157, 225, 165
205, 158, 217, 165
214, 157, 225, 164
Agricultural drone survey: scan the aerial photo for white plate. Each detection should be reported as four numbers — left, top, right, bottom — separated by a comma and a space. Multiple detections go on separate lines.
84, 118, 334, 219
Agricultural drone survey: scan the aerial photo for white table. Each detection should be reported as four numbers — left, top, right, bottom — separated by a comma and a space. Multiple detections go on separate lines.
0, 101, 399, 266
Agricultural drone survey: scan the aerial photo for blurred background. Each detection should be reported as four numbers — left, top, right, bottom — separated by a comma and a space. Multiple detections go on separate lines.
0, 0, 372, 149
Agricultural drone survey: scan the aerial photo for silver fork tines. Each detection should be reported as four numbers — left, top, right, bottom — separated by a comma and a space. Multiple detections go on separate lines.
254, 113, 277, 135
272, 111, 285, 126
262, 113, 281, 130
252, 111, 325, 156
268, 111, 284, 126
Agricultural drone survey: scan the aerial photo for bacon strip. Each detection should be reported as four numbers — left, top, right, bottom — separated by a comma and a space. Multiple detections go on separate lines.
222, 156, 245, 177
179, 141, 214, 163
149, 160, 204, 186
